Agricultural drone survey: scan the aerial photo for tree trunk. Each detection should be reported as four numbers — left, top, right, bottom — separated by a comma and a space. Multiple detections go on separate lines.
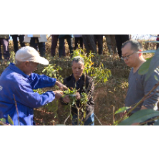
82, 35, 97, 54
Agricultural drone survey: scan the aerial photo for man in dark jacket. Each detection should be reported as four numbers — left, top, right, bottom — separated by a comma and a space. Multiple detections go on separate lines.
59, 56, 94, 125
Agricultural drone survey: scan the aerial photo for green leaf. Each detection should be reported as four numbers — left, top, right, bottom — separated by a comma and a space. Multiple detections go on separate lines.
115, 107, 131, 114
145, 49, 159, 81
154, 119, 159, 125
154, 75, 159, 81
138, 57, 152, 75
8, 115, 14, 125
118, 109, 159, 125
0, 118, 6, 123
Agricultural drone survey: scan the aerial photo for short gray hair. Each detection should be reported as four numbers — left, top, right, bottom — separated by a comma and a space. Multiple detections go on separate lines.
72, 56, 84, 65
121, 40, 142, 52
15, 59, 22, 65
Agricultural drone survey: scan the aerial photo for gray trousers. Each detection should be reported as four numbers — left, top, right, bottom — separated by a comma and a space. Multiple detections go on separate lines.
0, 38, 10, 60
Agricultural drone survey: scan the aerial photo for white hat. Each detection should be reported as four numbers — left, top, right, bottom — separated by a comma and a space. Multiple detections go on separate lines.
15, 46, 49, 65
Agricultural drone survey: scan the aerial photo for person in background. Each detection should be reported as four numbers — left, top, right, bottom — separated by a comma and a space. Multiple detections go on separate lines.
82, 35, 97, 54
0, 46, 70, 125
51, 35, 65, 57
74, 35, 83, 49
115, 35, 130, 59
156, 34, 159, 49
105, 35, 117, 54
0, 35, 10, 60
24, 35, 47, 57
121, 40, 159, 125
11, 35, 25, 53
94, 35, 103, 55
58, 35, 73, 57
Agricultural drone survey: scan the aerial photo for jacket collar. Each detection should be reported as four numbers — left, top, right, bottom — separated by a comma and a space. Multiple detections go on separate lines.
8, 63, 29, 78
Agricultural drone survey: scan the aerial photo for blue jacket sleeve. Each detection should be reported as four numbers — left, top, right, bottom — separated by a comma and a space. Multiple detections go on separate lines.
29, 73, 56, 89
13, 78, 56, 108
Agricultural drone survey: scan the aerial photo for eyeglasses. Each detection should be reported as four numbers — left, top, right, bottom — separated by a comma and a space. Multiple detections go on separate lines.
121, 51, 137, 60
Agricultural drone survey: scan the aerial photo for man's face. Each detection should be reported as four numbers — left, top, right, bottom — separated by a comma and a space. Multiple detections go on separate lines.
122, 43, 139, 67
24, 62, 38, 75
72, 61, 84, 80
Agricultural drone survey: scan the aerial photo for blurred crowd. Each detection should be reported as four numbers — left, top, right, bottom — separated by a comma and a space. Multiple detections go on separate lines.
0, 34, 159, 60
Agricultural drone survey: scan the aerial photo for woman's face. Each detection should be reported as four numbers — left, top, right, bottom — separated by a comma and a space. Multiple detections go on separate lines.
72, 61, 84, 80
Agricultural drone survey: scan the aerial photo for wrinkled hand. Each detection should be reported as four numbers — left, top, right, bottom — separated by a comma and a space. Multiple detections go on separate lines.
53, 90, 63, 99
55, 81, 68, 90
62, 95, 70, 103
75, 92, 81, 100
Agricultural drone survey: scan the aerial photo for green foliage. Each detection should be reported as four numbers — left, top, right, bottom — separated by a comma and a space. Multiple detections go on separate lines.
138, 57, 152, 75
0, 118, 6, 123
145, 49, 159, 81
115, 107, 131, 114
8, 115, 14, 125
80, 92, 88, 106
0, 116, 14, 125
72, 48, 111, 84
63, 88, 77, 106
42, 64, 63, 82
118, 109, 159, 125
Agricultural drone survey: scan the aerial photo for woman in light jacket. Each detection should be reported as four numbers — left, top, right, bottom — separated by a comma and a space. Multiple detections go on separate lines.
24, 35, 47, 57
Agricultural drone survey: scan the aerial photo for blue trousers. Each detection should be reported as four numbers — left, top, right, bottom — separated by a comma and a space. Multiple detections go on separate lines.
72, 113, 94, 125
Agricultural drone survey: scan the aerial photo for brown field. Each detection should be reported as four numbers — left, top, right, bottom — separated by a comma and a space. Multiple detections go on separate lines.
0, 37, 156, 125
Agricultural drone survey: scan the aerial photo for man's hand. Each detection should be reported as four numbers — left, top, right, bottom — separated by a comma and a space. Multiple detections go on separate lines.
75, 92, 81, 100
62, 95, 70, 103
53, 90, 63, 99
55, 81, 68, 90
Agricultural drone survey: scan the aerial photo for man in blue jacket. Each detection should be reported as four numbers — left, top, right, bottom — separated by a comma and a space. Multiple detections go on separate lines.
0, 46, 69, 125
